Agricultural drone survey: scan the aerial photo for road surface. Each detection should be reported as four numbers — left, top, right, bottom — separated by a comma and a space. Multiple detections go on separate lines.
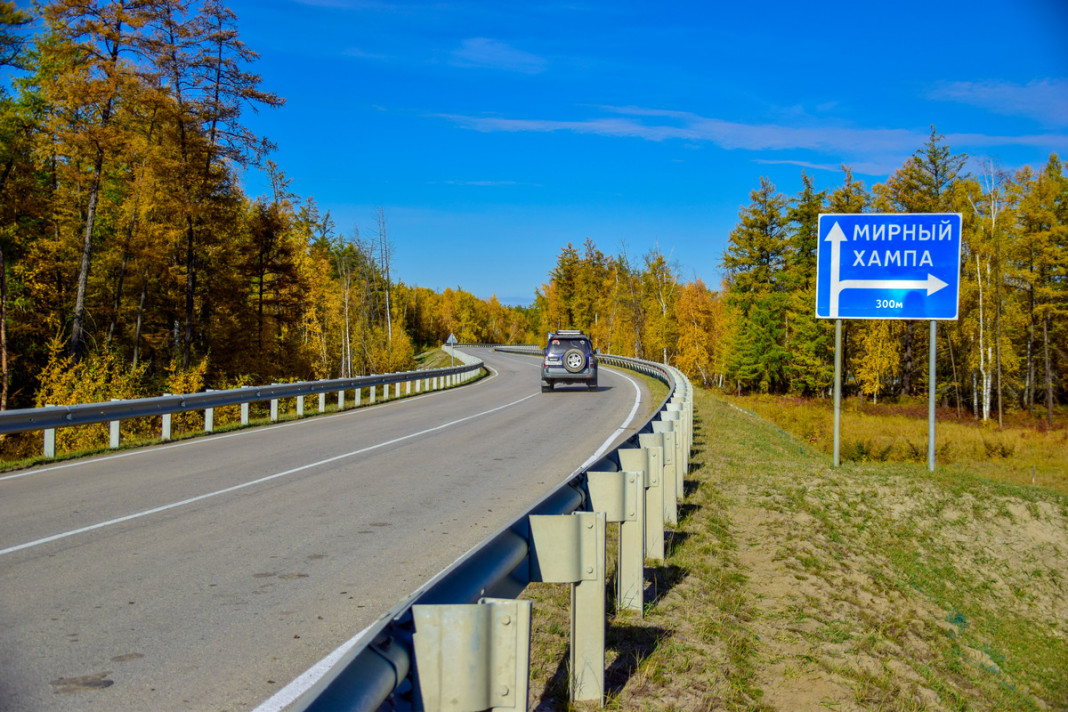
0, 350, 658, 711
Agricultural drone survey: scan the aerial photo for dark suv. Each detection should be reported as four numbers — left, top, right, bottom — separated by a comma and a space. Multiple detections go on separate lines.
541, 330, 598, 392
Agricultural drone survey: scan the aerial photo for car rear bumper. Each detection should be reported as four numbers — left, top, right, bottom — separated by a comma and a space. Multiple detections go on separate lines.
542, 367, 597, 381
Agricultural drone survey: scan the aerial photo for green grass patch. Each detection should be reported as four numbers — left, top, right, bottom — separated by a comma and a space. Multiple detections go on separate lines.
525, 387, 1068, 710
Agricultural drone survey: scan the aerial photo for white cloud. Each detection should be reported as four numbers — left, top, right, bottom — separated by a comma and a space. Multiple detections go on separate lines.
439, 107, 922, 154
438, 105, 1068, 176
929, 79, 1068, 128
450, 38, 547, 74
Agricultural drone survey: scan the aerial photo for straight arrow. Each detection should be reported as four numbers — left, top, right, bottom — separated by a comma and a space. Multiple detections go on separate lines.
825, 221, 847, 317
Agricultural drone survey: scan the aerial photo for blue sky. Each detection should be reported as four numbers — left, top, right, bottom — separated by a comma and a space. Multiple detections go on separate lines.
230, 0, 1068, 306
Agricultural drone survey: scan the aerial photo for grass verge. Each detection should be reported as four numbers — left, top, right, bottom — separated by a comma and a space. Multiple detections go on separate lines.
525, 388, 1068, 711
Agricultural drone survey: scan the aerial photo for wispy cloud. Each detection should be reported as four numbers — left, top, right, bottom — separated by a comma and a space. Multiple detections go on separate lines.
341, 46, 389, 60
929, 79, 1068, 128
439, 107, 922, 157
433, 179, 540, 187
438, 105, 1068, 175
450, 38, 547, 74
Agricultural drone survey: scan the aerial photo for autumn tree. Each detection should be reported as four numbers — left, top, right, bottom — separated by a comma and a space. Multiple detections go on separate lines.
872, 127, 966, 397
38, 0, 158, 361
721, 177, 791, 392
1014, 155, 1068, 425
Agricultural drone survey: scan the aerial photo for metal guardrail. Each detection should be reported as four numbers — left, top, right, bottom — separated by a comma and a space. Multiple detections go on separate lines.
288, 347, 694, 712
0, 359, 484, 454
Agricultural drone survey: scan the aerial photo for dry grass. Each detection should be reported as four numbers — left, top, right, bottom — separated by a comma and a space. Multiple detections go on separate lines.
727, 394, 1068, 495
525, 388, 1068, 711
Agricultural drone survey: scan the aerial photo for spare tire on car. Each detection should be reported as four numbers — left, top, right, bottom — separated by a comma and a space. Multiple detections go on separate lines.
563, 348, 585, 373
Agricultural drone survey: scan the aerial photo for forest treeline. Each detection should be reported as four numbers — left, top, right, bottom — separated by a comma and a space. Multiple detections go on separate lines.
1, 3, 1064, 432
536, 130, 1066, 426
0, 0, 537, 414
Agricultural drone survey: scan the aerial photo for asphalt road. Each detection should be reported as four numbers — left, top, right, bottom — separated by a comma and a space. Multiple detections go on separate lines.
0, 350, 657, 712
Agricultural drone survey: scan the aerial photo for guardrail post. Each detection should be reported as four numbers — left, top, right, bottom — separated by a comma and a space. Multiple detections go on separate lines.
630, 439, 665, 562
241, 401, 250, 425
204, 390, 215, 433
110, 399, 121, 449
651, 422, 678, 526
369, 385, 376, 404
296, 394, 304, 417
412, 598, 531, 711
661, 411, 685, 497
270, 387, 279, 422
337, 389, 345, 411
354, 387, 361, 407
588, 470, 645, 614
666, 402, 689, 477
318, 391, 326, 413
415, 378, 422, 393
406, 380, 412, 396
43, 404, 56, 458
529, 511, 606, 704
162, 394, 173, 442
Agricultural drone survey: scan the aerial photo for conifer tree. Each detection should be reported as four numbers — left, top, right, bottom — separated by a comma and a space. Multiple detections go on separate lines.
783, 174, 831, 395
721, 177, 790, 392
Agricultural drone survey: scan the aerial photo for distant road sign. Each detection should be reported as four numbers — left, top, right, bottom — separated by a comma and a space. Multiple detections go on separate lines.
446, 333, 458, 345
815, 213, 962, 320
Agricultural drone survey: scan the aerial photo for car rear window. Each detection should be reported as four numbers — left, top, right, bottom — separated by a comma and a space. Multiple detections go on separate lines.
547, 338, 589, 354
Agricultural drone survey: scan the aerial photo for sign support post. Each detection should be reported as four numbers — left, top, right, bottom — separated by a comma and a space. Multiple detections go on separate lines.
446, 332, 458, 367
833, 319, 842, 467
928, 320, 937, 472
816, 213, 961, 470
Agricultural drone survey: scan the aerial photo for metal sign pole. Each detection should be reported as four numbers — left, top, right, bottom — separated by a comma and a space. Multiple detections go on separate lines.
928, 320, 937, 472
833, 319, 842, 467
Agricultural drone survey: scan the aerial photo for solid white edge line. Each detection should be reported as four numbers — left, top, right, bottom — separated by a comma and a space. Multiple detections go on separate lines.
580, 369, 643, 469
251, 625, 376, 712
0, 389, 534, 558
250, 358, 648, 712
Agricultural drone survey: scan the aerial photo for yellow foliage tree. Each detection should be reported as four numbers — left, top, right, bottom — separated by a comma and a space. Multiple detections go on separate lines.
851, 321, 901, 404
34, 339, 149, 453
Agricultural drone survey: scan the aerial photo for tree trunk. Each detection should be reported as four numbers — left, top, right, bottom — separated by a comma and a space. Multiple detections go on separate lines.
947, 327, 961, 419
1026, 320, 1035, 417
994, 253, 1003, 429
975, 255, 990, 421
901, 323, 914, 396
132, 274, 147, 369
0, 239, 8, 410
1043, 313, 1053, 428
70, 151, 104, 363
183, 217, 195, 369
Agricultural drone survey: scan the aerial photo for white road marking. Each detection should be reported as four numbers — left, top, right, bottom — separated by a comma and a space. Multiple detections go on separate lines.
250, 357, 648, 712
0, 390, 535, 558
0, 368, 499, 484
580, 369, 643, 468
250, 625, 376, 712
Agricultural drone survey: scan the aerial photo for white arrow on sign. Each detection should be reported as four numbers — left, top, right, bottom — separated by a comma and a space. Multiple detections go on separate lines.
825, 221, 949, 318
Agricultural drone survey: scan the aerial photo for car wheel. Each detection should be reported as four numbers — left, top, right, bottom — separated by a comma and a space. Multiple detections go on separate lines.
563, 348, 585, 373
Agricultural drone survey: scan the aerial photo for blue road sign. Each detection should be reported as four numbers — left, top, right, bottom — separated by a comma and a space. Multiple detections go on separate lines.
815, 213, 962, 320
